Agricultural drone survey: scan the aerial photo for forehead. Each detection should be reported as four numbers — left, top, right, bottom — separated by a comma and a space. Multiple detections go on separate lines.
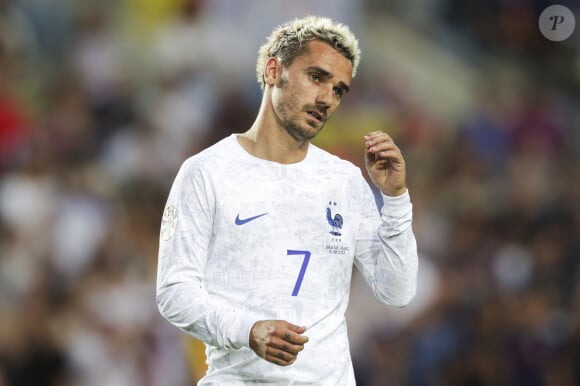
291, 40, 353, 83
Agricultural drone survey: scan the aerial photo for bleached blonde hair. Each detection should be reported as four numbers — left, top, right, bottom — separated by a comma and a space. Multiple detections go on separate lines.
256, 16, 361, 91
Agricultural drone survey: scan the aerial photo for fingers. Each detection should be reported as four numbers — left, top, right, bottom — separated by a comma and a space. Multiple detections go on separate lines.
364, 130, 390, 147
285, 322, 307, 334
363, 131, 407, 196
249, 320, 309, 367
267, 324, 307, 366
280, 322, 309, 345
365, 132, 401, 159
265, 349, 296, 366
270, 335, 305, 355
264, 339, 305, 366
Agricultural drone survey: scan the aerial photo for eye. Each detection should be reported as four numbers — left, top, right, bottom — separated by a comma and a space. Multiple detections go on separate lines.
310, 73, 321, 82
333, 87, 345, 98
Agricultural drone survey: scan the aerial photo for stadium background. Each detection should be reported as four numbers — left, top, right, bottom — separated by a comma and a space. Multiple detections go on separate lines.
0, 0, 578, 385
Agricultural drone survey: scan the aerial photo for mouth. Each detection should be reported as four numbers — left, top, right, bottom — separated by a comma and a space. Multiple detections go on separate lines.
306, 110, 326, 123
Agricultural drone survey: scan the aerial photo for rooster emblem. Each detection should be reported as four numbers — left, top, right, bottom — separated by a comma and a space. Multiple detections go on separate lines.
326, 202, 343, 236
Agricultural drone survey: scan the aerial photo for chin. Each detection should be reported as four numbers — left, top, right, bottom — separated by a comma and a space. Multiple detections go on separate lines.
285, 123, 320, 141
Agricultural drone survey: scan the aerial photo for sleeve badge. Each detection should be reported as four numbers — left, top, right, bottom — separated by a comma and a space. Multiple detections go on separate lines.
161, 205, 178, 241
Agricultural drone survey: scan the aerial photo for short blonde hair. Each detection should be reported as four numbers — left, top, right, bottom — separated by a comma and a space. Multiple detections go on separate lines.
256, 16, 361, 90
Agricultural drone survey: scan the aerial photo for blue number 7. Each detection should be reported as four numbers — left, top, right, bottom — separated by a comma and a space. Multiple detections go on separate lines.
287, 250, 311, 296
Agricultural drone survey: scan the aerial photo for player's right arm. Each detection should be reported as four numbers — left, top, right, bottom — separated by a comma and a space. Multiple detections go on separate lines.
156, 160, 255, 350
157, 159, 309, 365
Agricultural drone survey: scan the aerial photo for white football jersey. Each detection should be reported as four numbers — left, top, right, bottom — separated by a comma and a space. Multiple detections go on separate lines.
156, 134, 418, 385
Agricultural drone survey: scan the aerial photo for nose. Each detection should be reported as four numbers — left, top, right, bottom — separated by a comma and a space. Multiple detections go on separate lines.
316, 84, 334, 109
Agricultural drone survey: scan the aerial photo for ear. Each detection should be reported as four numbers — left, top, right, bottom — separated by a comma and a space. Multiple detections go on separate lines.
263, 57, 282, 87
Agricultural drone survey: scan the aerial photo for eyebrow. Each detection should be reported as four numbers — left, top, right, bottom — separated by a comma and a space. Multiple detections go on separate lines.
307, 66, 350, 94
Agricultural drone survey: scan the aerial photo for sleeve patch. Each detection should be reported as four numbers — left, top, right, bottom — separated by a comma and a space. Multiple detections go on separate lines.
161, 205, 178, 241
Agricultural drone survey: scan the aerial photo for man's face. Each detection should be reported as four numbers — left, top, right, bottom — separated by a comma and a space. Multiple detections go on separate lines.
271, 40, 353, 141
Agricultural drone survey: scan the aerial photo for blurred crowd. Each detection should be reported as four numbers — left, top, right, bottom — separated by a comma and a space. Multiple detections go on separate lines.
0, 1, 578, 385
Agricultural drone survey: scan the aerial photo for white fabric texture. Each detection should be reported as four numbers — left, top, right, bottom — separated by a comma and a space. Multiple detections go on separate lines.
156, 134, 418, 385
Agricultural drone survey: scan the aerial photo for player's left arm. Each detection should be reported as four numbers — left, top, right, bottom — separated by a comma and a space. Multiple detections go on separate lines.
354, 131, 418, 307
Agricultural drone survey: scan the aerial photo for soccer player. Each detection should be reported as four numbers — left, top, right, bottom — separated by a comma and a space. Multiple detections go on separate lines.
156, 15, 418, 385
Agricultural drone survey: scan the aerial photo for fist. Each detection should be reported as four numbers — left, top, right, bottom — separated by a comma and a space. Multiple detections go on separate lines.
249, 320, 309, 366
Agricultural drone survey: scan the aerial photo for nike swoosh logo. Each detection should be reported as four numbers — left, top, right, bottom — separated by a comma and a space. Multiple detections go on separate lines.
235, 212, 268, 225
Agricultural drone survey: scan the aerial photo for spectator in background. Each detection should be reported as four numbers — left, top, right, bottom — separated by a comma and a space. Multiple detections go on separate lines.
0, 1, 579, 385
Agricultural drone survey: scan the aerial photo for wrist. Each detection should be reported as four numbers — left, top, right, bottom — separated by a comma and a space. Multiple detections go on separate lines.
381, 189, 412, 217
231, 314, 258, 349
382, 185, 407, 197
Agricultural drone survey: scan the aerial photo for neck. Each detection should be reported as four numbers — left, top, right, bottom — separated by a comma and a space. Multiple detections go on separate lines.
238, 94, 309, 164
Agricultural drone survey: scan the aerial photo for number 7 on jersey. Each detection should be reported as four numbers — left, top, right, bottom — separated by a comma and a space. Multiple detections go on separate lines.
287, 250, 311, 296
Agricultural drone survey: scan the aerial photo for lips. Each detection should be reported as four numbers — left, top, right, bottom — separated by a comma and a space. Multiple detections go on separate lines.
306, 110, 326, 123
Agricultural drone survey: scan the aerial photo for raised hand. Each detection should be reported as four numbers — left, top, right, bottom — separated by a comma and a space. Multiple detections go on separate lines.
364, 131, 407, 196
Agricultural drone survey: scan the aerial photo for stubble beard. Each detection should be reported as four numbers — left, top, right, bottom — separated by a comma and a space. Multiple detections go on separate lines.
277, 77, 324, 142
284, 117, 319, 142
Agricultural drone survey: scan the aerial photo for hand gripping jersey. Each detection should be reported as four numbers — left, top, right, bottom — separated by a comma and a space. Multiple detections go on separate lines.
156, 134, 418, 385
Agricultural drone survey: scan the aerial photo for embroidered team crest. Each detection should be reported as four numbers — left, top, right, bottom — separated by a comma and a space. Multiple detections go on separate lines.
326, 201, 343, 236
161, 205, 178, 241
324, 201, 349, 255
